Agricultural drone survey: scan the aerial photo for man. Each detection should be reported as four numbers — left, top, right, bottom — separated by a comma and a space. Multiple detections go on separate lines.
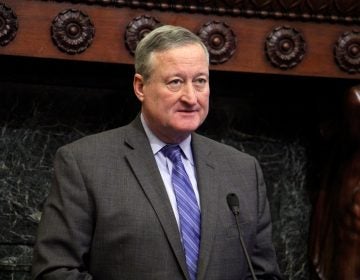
32, 25, 282, 280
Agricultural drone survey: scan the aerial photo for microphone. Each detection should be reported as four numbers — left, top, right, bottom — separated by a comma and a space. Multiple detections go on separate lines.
227, 193, 258, 280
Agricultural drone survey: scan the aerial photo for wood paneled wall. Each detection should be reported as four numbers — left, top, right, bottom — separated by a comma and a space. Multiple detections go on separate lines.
0, 0, 360, 79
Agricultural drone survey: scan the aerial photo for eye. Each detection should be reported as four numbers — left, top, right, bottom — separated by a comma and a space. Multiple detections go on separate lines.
197, 78, 207, 84
167, 79, 183, 91
193, 77, 208, 91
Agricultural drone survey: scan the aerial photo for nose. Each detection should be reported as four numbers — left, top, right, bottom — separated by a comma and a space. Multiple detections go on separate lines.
181, 82, 197, 104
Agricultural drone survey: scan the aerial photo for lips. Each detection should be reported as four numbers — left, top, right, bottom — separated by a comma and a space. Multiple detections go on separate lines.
176, 110, 199, 117
177, 107, 200, 113
179, 110, 197, 112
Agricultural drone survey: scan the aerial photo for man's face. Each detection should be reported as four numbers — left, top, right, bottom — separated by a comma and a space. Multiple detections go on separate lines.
134, 43, 210, 143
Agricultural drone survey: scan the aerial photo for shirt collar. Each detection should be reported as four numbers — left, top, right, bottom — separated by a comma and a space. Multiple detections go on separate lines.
140, 114, 194, 164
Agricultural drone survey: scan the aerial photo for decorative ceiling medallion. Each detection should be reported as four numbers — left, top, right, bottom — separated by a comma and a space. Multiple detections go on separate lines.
334, 30, 360, 74
125, 15, 161, 55
198, 21, 236, 64
51, 9, 95, 55
0, 3, 18, 46
265, 25, 306, 70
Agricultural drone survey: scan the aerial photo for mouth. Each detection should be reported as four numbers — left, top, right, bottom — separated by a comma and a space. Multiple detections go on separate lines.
178, 107, 199, 113
177, 110, 198, 116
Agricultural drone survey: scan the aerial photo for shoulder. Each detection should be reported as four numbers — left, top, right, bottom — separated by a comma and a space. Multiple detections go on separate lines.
63, 126, 127, 152
193, 133, 256, 162
56, 120, 142, 164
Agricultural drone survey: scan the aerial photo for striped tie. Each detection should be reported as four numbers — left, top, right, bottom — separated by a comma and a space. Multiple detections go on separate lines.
162, 145, 201, 280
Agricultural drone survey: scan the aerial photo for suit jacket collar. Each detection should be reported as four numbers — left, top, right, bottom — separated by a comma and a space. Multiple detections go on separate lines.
123, 116, 220, 280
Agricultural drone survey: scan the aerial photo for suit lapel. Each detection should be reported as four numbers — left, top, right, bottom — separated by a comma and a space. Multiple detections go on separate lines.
191, 134, 220, 280
123, 117, 190, 279
122, 118, 220, 280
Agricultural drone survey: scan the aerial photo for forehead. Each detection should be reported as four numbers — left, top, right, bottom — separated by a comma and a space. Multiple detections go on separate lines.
149, 44, 209, 74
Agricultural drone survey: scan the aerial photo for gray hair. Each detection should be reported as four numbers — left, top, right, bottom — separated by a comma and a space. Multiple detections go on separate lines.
134, 25, 209, 81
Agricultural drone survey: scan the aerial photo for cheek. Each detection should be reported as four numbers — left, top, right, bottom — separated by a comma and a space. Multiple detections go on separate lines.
147, 86, 172, 104
199, 93, 210, 109
143, 86, 162, 107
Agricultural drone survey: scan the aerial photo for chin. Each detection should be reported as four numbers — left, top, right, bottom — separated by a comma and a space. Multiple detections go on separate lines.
169, 116, 203, 131
175, 125, 199, 134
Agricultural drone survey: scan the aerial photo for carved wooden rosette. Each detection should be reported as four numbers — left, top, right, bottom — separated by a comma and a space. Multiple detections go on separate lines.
334, 30, 360, 74
265, 26, 306, 70
51, 9, 95, 55
124, 15, 161, 55
0, 3, 18, 46
198, 21, 236, 64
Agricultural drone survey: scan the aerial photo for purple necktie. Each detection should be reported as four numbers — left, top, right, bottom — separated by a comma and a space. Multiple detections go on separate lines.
162, 145, 201, 280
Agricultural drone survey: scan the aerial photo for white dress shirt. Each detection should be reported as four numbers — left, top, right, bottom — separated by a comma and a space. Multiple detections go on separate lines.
140, 114, 201, 228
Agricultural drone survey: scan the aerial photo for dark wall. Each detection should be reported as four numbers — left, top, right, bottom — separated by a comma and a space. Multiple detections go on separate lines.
0, 55, 357, 279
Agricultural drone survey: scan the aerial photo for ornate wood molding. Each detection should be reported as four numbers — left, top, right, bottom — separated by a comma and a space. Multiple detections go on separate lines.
198, 21, 236, 64
265, 26, 306, 70
334, 30, 360, 73
125, 15, 161, 55
1, 0, 360, 79
0, 2, 17, 46
40, 0, 360, 25
51, 9, 95, 54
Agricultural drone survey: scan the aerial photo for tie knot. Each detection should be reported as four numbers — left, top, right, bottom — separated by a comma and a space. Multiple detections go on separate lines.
161, 145, 182, 164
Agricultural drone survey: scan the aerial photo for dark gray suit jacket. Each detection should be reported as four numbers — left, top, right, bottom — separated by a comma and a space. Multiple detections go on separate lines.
32, 116, 282, 280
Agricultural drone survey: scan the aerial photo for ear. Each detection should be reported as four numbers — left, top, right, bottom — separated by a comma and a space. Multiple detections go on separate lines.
133, 74, 145, 102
